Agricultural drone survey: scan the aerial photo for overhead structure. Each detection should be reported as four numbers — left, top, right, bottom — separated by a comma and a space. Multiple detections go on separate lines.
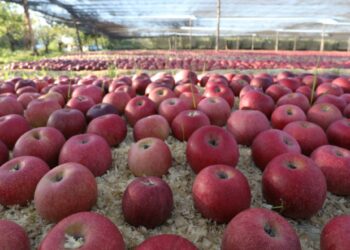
3, 0, 350, 39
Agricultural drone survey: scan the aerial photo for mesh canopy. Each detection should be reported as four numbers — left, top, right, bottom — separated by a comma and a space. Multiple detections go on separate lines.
5, 0, 350, 38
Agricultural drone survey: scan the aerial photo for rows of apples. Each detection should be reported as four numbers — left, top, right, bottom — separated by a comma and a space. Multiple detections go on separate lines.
0, 69, 350, 249
6, 51, 350, 71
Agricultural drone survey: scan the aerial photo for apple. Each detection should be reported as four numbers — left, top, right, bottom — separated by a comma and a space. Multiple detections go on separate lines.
145, 82, 172, 96
271, 104, 307, 130
17, 92, 40, 109
128, 137, 172, 177
0, 114, 30, 149
171, 110, 210, 141
133, 115, 170, 141
72, 85, 103, 104
86, 103, 119, 122
239, 90, 275, 118
13, 127, 65, 167
251, 129, 301, 171
302, 74, 322, 88
296, 85, 312, 100
229, 79, 249, 96
132, 73, 151, 95
179, 92, 203, 109
158, 97, 189, 124
311, 145, 350, 195
276, 93, 310, 113
262, 153, 327, 219
250, 77, 272, 91
87, 114, 127, 147
38, 91, 65, 107
197, 96, 231, 126
136, 234, 198, 250
277, 71, 295, 80
326, 118, 350, 150
102, 92, 131, 114
174, 83, 199, 97
315, 94, 347, 112
265, 84, 292, 102
221, 208, 301, 250
226, 110, 270, 146
0, 96, 24, 117
34, 162, 97, 222
277, 78, 301, 91
332, 76, 350, 93
316, 83, 344, 97
0, 156, 49, 206
66, 95, 96, 114
15, 79, 36, 91
344, 103, 350, 118
47, 108, 86, 139
239, 85, 263, 99
283, 121, 328, 155
114, 85, 136, 98
192, 164, 250, 223
307, 103, 343, 130
174, 69, 197, 85
24, 99, 61, 128
148, 87, 176, 107
39, 211, 126, 250
0, 82, 15, 94
186, 125, 239, 174
320, 215, 350, 250
59, 133, 112, 176
203, 84, 234, 108
122, 176, 173, 228
124, 96, 157, 126
0, 220, 30, 250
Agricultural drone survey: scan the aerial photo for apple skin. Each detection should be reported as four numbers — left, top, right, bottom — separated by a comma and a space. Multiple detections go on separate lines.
320, 215, 350, 250
132, 73, 151, 95
47, 108, 86, 139
192, 164, 251, 223
158, 97, 189, 124
265, 84, 292, 102
148, 87, 176, 107
283, 121, 328, 155
124, 96, 157, 127
0, 140, 9, 166
122, 176, 173, 228
276, 93, 310, 113
171, 110, 210, 141
133, 115, 170, 141
85, 103, 119, 122
307, 103, 343, 131
66, 95, 96, 114
316, 83, 344, 97
87, 114, 127, 147
239, 90, 275, 118
203, 84, 234, 108
102, 92, 131, 114
326, 118, 350, 150
277, 77, 301, 91
179, 92, 203, 109
136, 234, 198, 250
39, 211, 126, 250
311, 145, 350, 195
262, 153, 327, 219
34, 162, 97, 222
296, 85, 312, 100
251, 129, 301, 171
315, 94, 347, 112
17, 92, 40, 109
226, 110, 270, 146
197, 96, 231, 126
24, 99, 61, 128
186, 125, 239, 174
0, 96, 24, 117
59, 133, 112, 176
221, 208, 301, 250
174, 83, 199, 97
114, 85, 136, 98
13, 127, 65, 167
0, 156, 49, 206
271, 104, 307, 130
250, 77, 272, 91
229, 79, 249, 96
0, 114, 30, 149
72, 85, 103, 104
332, 76, 350, 93
0, 220, 30, 250
38, 91, 65, 107
128, 137, 172, 177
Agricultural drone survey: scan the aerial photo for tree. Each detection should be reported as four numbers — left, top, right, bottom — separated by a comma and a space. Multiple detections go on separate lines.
36, 25, 56, 53
0, 2, 26, 51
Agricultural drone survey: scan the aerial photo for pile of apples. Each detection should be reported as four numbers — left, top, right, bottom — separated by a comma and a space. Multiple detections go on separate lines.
0, 69, 350, 249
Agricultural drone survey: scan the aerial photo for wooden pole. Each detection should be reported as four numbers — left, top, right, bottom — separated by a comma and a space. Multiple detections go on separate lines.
215, 0, 221, 50
74, 20, 83, 52
320, 25, 325, 52
275, 31, 279, 51
189, 18, 192, 50
236, 37, 240, 50
22, 0, 37, 54
293, 36, 298, 51
251, 34, 255, 50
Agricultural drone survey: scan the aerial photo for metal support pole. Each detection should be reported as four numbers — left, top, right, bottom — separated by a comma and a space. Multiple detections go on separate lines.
215, 0, 221, 50
275, 31, 279, 51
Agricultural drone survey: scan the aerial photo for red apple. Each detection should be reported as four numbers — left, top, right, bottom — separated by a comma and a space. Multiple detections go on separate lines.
128, 137, 172, 177
316, 83, 344, 97
158, 97, 189, 124
276, 93, 310, 113
229, 79, 249, 96
0, 156, 49, 206
203, 84, 234, 108
66, 95, 95, 114
326, 118, 350, 150
47, 108, 86, 139
39, 212, 125, 250
0, 220, 30, 250
114, 85, 136, 98
136, 234, 198, 250
132, 73, 151, 95
179, 92, 203, 109
197, 96, 231, 126
34, 162, 97, 222
226, 110, 270, 146
332, 77, 350, 93
17, 92, 40, 109
321, 215, 350, 250
0, 114, 30, 149
122, 176, 173, 228
192, 164, 250, 223
0, 96, 23, 117
283, 121, 328, 155
86, 103, 119, 122
262, 153, 327, 219
307, 103, 343, 130
251, 129, 301, 171
278, 78, 301, 91
133, 114, 170, 141
124, 96, 157, 126
174, 83, 199, 97
102, 92, 131, 114
24, 99, 61, 128
171, 110, 210, 141
59, 133, 112, 176
148, 87, 176, 107
221, 208, 301, 250
315, 94, 347, 112
271, 104, 307, 130
13, 127, 65, 167
186, 125, 239, 173
87, 114, 127, 147
72, 85, 103, 104
265, 84, 292, 102
239, 90, 275, 118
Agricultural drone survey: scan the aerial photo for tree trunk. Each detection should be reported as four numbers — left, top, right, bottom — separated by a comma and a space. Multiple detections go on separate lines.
45, 42, 49, 53
22, 0, 37, 54
215, 0, 221, 51
74, 20, 83, 52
